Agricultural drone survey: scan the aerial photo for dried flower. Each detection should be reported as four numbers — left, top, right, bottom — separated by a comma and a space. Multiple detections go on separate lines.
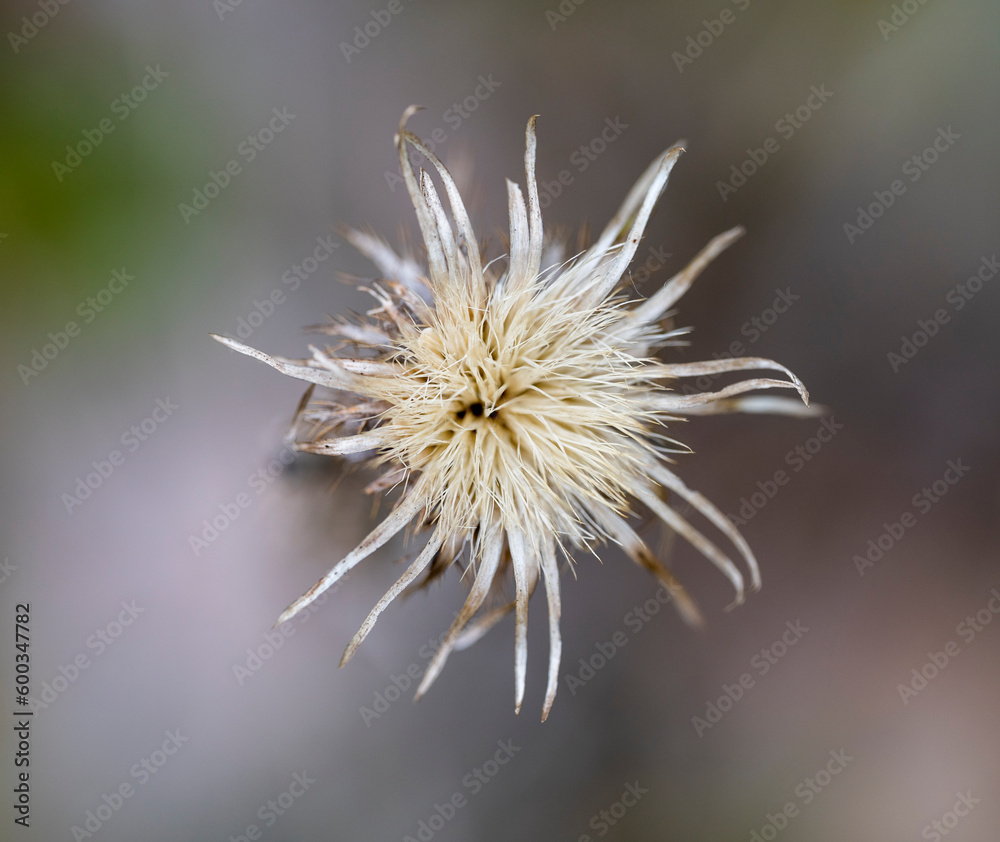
214, 108, 815, 720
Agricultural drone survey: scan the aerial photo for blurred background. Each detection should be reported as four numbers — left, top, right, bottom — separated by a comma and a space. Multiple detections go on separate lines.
2, 0, 998, 839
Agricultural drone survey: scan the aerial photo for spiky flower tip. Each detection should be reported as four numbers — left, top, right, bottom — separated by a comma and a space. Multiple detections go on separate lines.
213, 107, 817, 720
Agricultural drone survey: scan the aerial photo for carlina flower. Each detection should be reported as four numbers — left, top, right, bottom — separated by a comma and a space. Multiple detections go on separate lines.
213, 107, 818, 720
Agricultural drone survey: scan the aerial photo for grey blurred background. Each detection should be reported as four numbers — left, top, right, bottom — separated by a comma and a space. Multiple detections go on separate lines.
2, 0, 998, 839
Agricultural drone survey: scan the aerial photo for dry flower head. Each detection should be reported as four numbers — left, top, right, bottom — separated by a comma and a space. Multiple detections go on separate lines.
214, 107, 816, 720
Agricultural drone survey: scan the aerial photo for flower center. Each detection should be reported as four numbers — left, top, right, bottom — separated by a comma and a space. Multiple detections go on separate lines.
455, 400, 500, 422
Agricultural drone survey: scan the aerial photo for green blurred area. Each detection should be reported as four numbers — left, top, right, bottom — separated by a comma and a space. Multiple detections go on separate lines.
0, 29, 217, 335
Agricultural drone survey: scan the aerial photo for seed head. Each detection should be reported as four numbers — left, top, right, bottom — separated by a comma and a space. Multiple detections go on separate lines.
214, 108, 816, 720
